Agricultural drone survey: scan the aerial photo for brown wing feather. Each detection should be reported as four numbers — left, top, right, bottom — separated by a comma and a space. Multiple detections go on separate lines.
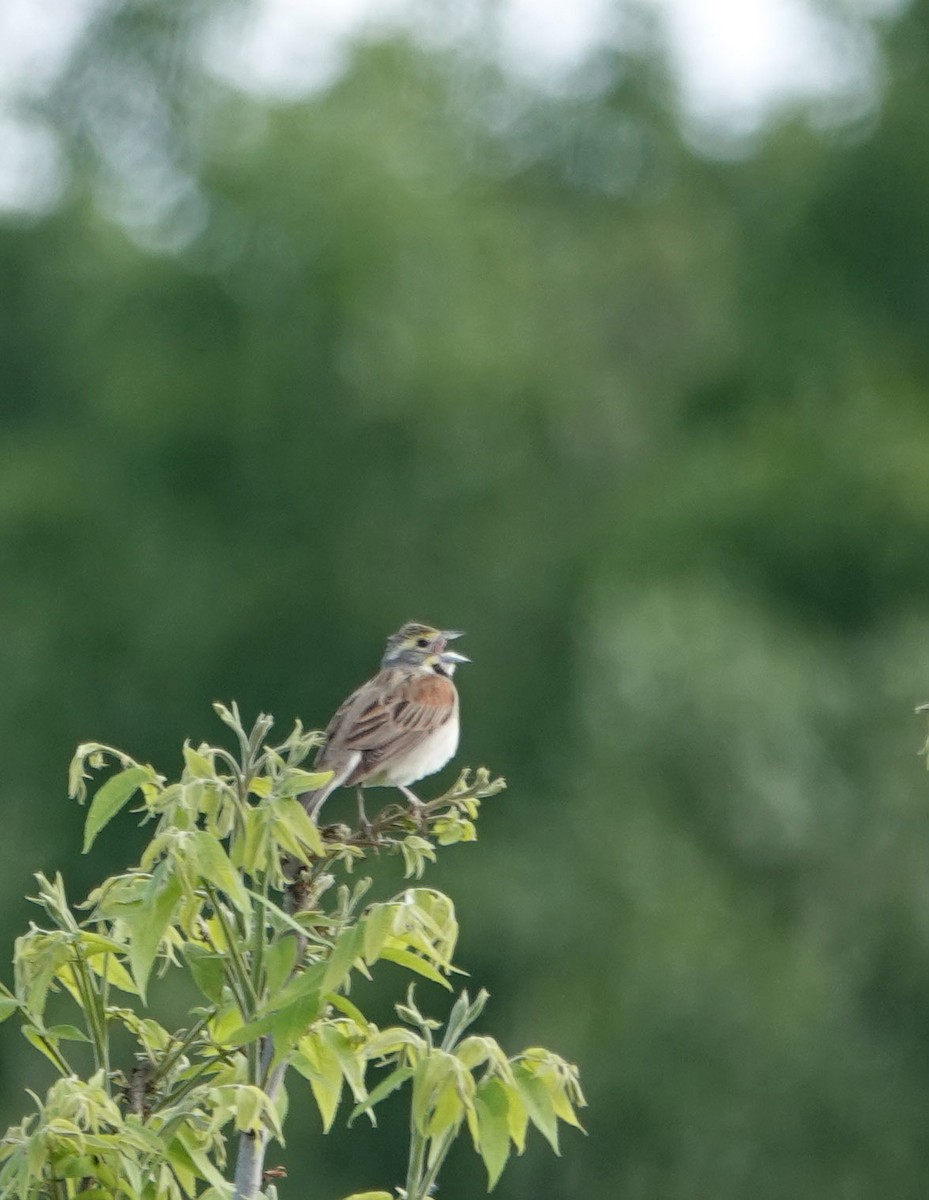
315, 668, 456, 785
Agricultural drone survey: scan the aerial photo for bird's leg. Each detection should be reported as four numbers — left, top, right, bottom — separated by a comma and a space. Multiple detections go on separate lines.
356, 788, 373, 838
399, 786, 429, 832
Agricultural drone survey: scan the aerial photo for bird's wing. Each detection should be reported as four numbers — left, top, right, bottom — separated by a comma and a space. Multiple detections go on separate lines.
318, 668, 457, 782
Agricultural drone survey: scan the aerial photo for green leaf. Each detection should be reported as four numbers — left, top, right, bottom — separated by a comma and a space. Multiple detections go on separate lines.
514, 1065, 559, 1154
55, 1154, 99, 1179
378, 947, 452, 990
400, 836, 437, 879
551, 1083, 585, 1131
264, 960, 327, 1013
323, 925, 364, 995
126, 871, 183, 1000
434, 822, 462, 845
362, 905, 396, 965
85, 952, 139, 996
225, 969, 326, 1052
293, 1031, 344, 1132
363, 1027, 424, 1059
235, 1085, 265, 1132
270, 796, 326, 857
326, 992, 370, 1032
209, 999, 245, 1043
172, 1127, 232, 1193
183, 945, 227, 1004
427, 1073, 467, 1138
79, 932, 129, 958
235, 807, 269, 874
0, 996, 20, 1023
456, 1036, 495, 1072
475, 1078, 512, 1190
22, 1026, 67, 1070
264, 936, 299, 997
321, 1023, 369, 1103
165, 1139, 197, 1196
82, 766, 151, 852
349, 1066, 415, 1125
190, 832, 252, 922
503, 1080, 528, 1153
277, 768, 333, 797
410, 1057, 436, 1134
45, 1024, 91, 1043
15, 930, 72, 1015
182, 744, 215, 779
269, 991, 325, 1059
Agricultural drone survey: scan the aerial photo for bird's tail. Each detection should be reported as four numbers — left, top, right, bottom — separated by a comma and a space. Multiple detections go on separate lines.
297, 762, 350, 820
297, 783, 332, 818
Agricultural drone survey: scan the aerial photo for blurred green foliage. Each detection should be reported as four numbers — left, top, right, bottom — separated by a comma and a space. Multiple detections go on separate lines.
4, 1, 929, 1197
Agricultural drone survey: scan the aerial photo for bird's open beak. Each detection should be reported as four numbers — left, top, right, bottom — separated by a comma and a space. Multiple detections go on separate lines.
437, 630, 468, 664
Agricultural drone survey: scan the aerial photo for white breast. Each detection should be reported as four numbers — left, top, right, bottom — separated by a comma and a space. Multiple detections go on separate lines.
376, 714, 460, 787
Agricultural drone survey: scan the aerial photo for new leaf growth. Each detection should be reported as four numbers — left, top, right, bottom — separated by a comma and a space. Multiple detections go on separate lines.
0, 703, 584, 1200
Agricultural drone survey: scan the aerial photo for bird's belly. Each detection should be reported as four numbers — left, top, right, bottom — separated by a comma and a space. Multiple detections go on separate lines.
370, 718, 460, 787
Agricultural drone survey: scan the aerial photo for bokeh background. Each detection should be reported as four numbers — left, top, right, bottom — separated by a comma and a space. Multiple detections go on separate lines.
4, 0, 929, 1196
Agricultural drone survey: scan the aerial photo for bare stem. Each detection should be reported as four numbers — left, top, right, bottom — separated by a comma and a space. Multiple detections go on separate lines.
233, 917, 306, 1200
233, 1129, 264, 1200
417, 1129, 456, 1199
234, 1040, 288, 1200
404, 1119, 428, 1200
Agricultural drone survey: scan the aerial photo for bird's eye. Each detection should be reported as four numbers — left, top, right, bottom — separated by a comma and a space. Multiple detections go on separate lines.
416, 637, 429, 648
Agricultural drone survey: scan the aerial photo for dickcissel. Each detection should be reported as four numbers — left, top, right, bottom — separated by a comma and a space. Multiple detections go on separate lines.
301, 622, 469, 825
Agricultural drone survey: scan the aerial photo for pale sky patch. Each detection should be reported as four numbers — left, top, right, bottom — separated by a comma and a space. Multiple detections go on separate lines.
0, 0, 905, 215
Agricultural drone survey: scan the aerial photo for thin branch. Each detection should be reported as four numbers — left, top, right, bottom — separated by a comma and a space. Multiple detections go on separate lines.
326, 771, 505, 853
150, 1056, 231, 1119
69, 945, 108, 1088
418, 1128, 457, 1200
148, 1010, 216, 1089
205, 884, 258, 1013
404, 1115, 428, 1200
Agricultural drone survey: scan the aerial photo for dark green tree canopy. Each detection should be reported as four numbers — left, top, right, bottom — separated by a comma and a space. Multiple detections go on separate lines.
3, 2, 929, 1196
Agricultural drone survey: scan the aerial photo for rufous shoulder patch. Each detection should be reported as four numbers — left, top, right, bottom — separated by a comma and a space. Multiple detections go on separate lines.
404, 673, 456, 707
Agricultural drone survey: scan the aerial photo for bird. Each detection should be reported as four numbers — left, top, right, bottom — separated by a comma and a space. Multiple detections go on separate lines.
300, 622, 469, 827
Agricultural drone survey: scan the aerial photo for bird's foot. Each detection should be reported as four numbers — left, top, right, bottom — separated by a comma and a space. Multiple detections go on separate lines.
356, 788, 374, 840
400, 786, 429, 833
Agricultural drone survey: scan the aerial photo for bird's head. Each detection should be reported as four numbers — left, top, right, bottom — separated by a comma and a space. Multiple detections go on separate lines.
381, 622, 470, 675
